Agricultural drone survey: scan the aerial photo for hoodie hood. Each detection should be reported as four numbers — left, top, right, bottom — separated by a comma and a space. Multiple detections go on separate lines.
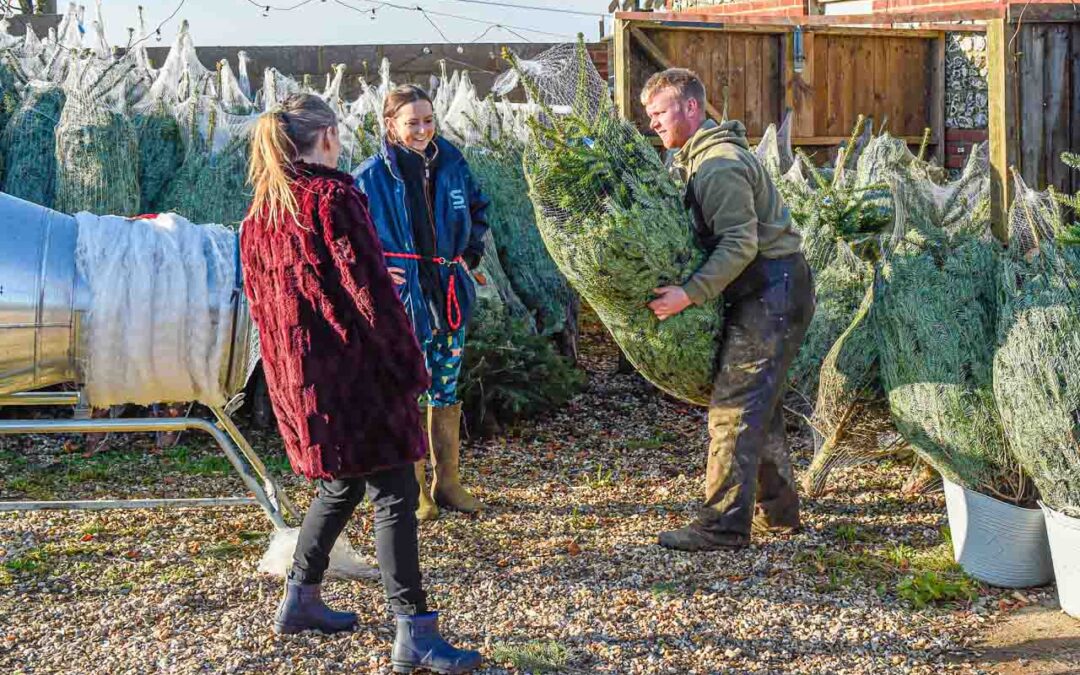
676, 119, 750, 169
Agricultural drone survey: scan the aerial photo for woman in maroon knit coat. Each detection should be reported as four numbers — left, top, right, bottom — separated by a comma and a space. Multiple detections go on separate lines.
240, 94, 480, 673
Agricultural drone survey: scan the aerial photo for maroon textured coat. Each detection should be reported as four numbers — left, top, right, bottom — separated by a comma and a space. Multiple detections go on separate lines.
240, 161, 430, 480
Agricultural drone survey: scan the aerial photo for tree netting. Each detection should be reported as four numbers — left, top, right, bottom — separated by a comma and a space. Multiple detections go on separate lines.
0, 51, 20, 153
787, 242, 873, 405
134, 98, 184, 213
464, 145, 575, 336
155, 97, 255, 228
425, 66, 576, 342
471, 229, 536, 331
54, 63, 141, 216
858, 136, 1031, 503
510, 41, 721, 405
993, 168, 1080, 517
336, 66, 383, 174
788, 130, 896, 496
0, 80, 65, 208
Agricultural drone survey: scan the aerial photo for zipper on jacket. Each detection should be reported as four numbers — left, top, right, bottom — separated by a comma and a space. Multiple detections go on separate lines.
423, 158, 438, 255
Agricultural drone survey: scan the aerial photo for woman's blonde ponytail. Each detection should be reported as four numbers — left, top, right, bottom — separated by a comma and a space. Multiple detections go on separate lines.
245, 94, 338, 227
247, 111, 300, 226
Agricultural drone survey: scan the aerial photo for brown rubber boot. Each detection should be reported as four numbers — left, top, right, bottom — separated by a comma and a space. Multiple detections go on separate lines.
429, 403, 485, 513
415, 407, 439, 522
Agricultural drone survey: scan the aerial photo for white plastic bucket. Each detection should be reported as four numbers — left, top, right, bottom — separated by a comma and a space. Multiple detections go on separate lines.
942, 479, 1054, 588
1041, 503, 1080, 618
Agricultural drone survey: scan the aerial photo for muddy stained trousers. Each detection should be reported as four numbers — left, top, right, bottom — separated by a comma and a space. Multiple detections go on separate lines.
698, 252, 815, 538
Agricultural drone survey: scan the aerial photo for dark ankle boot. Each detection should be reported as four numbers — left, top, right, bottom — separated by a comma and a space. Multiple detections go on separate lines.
272, 579, 358, 635
391, 612, 482, 674
658, 523, 750, 552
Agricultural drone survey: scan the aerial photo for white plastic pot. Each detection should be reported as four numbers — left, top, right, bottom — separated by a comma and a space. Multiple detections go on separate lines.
942, 479, 1054, 588
1041, 503, 1080, 618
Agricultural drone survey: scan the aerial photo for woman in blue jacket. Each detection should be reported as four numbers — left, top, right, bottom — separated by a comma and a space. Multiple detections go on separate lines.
356, 84, 489, 521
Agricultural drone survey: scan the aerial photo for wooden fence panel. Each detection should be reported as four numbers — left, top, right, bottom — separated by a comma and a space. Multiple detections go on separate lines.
616, 18, 944, 149
619, 24, 784, 138
988, 9, 1080, 235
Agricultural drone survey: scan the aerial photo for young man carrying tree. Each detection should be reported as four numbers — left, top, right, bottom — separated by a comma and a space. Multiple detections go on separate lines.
643, 68, 816, 552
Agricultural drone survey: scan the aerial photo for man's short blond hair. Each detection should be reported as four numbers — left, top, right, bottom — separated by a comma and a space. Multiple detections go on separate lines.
640, 68, 707, 108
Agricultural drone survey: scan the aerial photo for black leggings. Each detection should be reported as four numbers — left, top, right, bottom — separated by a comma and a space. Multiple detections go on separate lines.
290, 464, 427, 615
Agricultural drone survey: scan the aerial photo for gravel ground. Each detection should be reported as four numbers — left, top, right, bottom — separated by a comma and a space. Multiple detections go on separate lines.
0, 322, 1058, 674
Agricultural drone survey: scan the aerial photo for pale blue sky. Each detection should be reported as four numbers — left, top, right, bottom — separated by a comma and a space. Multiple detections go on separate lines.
92, 0, 614, 46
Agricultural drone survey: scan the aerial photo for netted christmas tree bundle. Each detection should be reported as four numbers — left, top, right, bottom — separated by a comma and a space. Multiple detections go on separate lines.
438, 67, 575, 340
155, 97, 255, 228
134, 98, 184, 213
787, 242, 873, 404
0, 80, 65, 207
993, 169, 1080, 517
462, 144, 573, 336
799, 133, 991, 494
784, 125, 895, 419
141, 20, 212, 106
54, 85, 140, 216
511, 42, 721, 405
216, 59, 254, 115
471, 229, 536, 332
337, 74, 382, 172
874, 233, 1027, 501
802, 279, 886, 495
0, 52, 21, 138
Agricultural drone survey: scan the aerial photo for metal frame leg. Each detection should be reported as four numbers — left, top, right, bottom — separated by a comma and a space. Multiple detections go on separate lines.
210, 406, 301, 522
0, 415, 288, 528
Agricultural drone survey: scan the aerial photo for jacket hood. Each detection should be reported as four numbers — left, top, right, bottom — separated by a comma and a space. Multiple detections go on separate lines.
677, 119, 750, 166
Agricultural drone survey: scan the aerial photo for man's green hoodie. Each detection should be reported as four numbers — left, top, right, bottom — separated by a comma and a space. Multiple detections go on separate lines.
673, 119, 802, 305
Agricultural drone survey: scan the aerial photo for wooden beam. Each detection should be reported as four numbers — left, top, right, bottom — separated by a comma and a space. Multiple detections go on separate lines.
1006, 3, 1080, 23
645, 133, 928, 146
930, 32, 947, 166
615, 15, 953, 39
987, 17, 1015, 242
782, 31, 795, 121
627, 22, 789, 35
614, 18, 633, 120
792, 30, 816, 138
629, 26, 725, 121
614, 9, 1003, 25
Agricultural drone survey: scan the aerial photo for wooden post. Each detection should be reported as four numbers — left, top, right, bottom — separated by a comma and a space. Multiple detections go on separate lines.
792, 31, 815, 139
987, 18, 1016, 242
614, 17, 633, 120
929, 32, 947, 166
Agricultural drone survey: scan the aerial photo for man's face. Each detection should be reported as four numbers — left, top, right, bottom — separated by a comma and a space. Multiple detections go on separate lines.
644, 87, 700, 150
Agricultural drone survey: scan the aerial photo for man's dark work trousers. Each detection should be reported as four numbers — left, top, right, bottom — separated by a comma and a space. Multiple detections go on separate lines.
291, 465, 427, 615
699, 252, 815, 538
